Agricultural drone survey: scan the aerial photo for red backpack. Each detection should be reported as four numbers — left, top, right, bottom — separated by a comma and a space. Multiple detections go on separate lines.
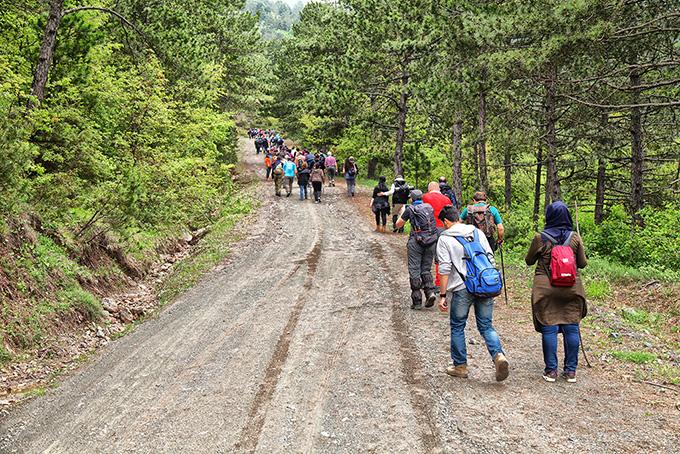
542, 231, 577, 287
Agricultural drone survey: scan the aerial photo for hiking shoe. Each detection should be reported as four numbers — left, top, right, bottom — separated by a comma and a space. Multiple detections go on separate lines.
562, 371, 577, 383
446, 364, 468, 378
543, 370, 558, 382
494, 353, 509, 382
410, 302, 422, 310
425, 293, 436, 308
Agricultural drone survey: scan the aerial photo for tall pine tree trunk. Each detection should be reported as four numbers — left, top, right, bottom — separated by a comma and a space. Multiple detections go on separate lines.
533, 146, 543, 230
544, 68, 561, 203
451, 116, 463, 207
478, 90, 489, 193
394, 67, 409, 177
28, 0, 65, 109
595, 158, 607, 224
504, 146, 512, 209
473, 142, 480, 190
629, 68, 644, 224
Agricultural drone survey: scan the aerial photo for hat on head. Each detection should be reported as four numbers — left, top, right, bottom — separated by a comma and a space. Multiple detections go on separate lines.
395, 175, 405, 182
410, 189, 423, 201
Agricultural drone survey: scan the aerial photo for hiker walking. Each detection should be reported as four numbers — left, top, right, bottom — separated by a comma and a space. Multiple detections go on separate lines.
297, 163, 311, 200
370, 176, 391, 232
423, 182, 453, 287
461, 191, 504, 251
379, 176, 412, 232
525, 201, 588, 383
282, 156, 297, 197
324, 152, 337, 187
310, 163, 325, 203
344, 157, 358, 197
395, 190, 439, 310
438, 177, 459, 208
272, 156, 284, 196
436, 205, 509, 382
264, 152, 273, 180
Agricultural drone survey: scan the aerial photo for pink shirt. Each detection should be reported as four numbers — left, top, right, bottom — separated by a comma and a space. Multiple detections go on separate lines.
324, 156, 337, 168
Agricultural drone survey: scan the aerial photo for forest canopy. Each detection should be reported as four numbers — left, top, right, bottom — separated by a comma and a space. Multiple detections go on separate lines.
264, 0, 680, 275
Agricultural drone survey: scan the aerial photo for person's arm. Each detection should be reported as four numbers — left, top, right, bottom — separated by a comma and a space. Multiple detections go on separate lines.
460, 207, 468, 221
395, 207, 409, 229
525, 234, 542, 266
437, 238, 452, 311
575, 233, 588, 269
491, 207, 504, 244
380, 184, 396, 197
438, 274, 449, 312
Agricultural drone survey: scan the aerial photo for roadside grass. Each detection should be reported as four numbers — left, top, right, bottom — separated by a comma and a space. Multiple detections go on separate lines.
611, 350, 658, 364
156, 195, 254, 308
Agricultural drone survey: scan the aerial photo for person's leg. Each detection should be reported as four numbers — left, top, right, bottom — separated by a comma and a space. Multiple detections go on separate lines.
540, 324, 559, 373
561, 323, 580, 373
450, 289, 473, 366
407, 238, 424, 308
315, 183, 322, 202
380, 209, 387, 226
420, 242, 437, 302
473, 297, 503, 360
374, 210, 381, 228
287, 177, 293, 195
274, 175, 282, 195
299, 184, 305, 200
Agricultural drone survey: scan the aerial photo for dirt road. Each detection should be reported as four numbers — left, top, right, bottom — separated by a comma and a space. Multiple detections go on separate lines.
1, 140, 678, 453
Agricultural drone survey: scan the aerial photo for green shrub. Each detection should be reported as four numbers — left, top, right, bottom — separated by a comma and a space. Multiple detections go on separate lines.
585, 279, 612, 300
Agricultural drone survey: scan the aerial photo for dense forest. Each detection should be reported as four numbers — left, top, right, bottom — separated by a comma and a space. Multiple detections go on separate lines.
245, 0, 304, 40
0, 0, 266, 360
266, 0, 679, 276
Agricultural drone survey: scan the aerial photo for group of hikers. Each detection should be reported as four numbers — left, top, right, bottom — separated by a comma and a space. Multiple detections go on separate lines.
250, 129, 359, 202
381, 176, 586, 384
250, 128, 587, 385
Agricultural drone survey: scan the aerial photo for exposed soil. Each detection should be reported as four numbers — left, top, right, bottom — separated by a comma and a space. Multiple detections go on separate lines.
1, 140, 678, 453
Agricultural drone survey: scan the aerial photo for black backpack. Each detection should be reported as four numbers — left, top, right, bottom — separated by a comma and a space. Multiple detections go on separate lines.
410, 203, 438, 246
393, 183, 410, 204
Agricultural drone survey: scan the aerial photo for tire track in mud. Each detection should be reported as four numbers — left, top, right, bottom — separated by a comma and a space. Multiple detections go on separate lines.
235, 237, 323, 452
369, 240, 442, 454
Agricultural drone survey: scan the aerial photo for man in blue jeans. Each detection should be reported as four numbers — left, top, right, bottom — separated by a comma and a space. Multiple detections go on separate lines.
436, 205, 509, 381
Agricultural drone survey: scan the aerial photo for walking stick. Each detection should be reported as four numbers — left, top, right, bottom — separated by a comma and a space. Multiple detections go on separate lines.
573, 200, 592, 367
499, 243, 509, 305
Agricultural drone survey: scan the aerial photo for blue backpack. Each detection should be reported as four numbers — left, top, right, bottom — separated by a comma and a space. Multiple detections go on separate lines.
453, 230, 503, 298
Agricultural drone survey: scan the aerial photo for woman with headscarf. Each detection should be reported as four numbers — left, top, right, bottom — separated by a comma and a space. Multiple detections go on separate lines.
525, 201, 588, 383
370, 176, 391, 232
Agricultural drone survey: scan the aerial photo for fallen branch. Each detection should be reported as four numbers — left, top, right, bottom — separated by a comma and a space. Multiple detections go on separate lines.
642, 381, 678, 393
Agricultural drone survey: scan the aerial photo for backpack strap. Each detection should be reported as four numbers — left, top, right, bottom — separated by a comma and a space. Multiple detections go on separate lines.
562, 231, 574, 246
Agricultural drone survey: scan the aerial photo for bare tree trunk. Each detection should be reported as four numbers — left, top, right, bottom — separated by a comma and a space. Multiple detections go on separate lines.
451, 117, 463, 207
544, 69, 561, 203
367, 157, 377, 179
533, 146, 543, 230
478, 90, 489, 193
629, 68, 644, 224
28, 0, 65, 109
504, 146, 512, 209
393, 68, 409, 177
473, 142, 480, 190
594, 158, 607, 224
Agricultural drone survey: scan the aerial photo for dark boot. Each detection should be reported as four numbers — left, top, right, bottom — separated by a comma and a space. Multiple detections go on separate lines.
421, 273, 437, 307
410, 277, 423, 309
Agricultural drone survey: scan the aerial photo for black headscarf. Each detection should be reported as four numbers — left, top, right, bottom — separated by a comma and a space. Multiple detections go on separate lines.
377, 175, 388, 192
542, 201, 574, 244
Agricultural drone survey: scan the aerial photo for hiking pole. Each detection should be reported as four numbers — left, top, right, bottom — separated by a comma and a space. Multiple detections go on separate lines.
499, 244, 509, 305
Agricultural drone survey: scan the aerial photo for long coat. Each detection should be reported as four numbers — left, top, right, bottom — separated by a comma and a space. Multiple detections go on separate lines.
525, 232, 588, 331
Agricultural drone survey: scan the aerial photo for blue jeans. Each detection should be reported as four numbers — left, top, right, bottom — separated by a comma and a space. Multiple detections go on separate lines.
540, 324, 580, 373
299, 184, 307, 200
449, 289, 503, 366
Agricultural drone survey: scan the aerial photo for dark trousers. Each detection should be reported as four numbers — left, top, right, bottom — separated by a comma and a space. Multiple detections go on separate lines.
266, 167, 271, 179
374, 208, 388, 226
406, 237, 437, 306
312, 181, 322, 201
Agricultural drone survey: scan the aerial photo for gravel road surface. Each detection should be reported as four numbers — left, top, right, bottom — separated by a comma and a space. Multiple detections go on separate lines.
1, 139, 678, 453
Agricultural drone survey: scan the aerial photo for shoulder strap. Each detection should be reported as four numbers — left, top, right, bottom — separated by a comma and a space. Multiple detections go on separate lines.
562, 231, 574, 246
542, 231, 558, 244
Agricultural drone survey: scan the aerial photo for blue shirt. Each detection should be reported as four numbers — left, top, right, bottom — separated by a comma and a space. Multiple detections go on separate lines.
460, 203, 503, 224
282, 161, 296, 177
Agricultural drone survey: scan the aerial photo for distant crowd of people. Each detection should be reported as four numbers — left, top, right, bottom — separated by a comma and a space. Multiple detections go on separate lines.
249, 128, 588, 385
